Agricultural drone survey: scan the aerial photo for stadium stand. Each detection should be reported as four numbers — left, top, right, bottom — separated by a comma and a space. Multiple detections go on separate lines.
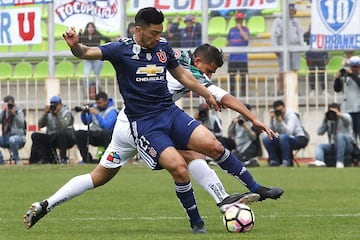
101, 61, 115, 77
211, 37, 227, 48
208, 16, 227, 36
13, 62, 33, 79
75, 61, 84, 77
10, 45, 30, 52
0, 62, 13, 80
246, 15, 266, 36
34, 61, 49, 80
327, 55, 343, 74
55, 60, 74, 79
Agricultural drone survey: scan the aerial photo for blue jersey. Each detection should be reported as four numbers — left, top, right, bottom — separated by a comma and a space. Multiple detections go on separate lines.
99, 37, 179, 121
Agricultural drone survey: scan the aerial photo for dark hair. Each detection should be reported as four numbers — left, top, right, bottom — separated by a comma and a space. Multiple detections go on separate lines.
83, 22, 101, 36
127, 22, 136, 36
328, 102, 340, 111
193, 43, 224, 67
95, 91, 108, 101
3, 95, 14, 103
135, 7, 164, 27
273, 100, 285, 109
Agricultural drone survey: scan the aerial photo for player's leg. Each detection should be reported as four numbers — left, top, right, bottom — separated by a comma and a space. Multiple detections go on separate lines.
24, 118, 136, 229
180, 150, 259, 212
157, 147, 205, 234
186, 124, 283, 201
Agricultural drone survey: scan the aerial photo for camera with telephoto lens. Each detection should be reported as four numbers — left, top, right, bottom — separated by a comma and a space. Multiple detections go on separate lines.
326, 110, 337, 121
50, 103, 57, 112
74, 104, 91, 113
238, 117, 244, 125
339, 68, 347, 77
274, 109, 282, 117
7, 103, 14, 110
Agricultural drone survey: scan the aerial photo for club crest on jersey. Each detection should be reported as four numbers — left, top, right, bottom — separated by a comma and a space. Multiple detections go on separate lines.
156, 51, 167, 63
136, 65, 164, 76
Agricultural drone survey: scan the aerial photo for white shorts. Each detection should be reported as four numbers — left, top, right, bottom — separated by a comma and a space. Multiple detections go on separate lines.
99, 109, 137, 169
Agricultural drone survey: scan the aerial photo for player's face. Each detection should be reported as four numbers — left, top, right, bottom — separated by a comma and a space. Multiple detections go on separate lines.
194, 57, 218, 78
135, 24, 163, 48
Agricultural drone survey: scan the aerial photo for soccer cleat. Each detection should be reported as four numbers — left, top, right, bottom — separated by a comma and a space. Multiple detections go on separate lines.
254, 186, 284, 201
191, 222, 206, 234
218, 192, 260, 214
24, 201, 49, 229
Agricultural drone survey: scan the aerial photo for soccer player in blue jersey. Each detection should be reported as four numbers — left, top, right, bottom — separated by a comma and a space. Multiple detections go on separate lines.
24, 8, 282, 233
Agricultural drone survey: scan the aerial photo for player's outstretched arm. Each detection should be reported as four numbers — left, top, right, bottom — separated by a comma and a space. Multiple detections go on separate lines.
63, 27, 103, 60
169, 66, 221, 111
210, 86, 277, 140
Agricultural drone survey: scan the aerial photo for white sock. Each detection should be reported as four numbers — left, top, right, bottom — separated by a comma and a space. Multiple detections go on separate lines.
45, 173, 94, 212
188, 159, 229, 204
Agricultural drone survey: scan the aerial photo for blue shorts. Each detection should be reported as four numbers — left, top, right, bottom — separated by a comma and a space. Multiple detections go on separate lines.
130, 104, 200, 170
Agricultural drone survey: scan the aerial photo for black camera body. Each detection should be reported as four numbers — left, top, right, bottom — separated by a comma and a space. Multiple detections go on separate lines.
198, 110, 208, 122
74, 104, 91, 113
339, 68, 347, 77
7, 103, 14, 110
274, 109, 282, 117
326, 110, 337, 121
50, 103, 57, 111
238, 117, 244, 125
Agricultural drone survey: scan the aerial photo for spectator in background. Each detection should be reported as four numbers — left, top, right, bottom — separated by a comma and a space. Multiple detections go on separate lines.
0, 95, 26, 165
75, 92, 118, 164
195, 103, 235, 151
226, 12, 249, 96
303, 24, 329, 97
334, 56, 360, 144
262, 100, 307, 167
127, 22, 136, 38
29, 96, 75, 164
228, 103, 261, 167
308, 103, 354, 168
179, 15, 202, 48
271, 3, 304, 96
79, 22, 112, 99
162, 19, 180, 47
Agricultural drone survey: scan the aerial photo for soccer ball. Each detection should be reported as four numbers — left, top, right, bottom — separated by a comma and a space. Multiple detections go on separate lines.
222, 203, 255, 233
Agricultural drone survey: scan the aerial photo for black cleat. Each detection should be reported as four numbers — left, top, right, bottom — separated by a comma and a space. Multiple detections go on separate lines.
254, 186, 284, 201
24, 200, 49, 229
191, 222, 206, 234
217, 192, 260, 214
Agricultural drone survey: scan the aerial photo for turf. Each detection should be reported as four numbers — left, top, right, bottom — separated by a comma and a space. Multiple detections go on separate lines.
1, 163, 360, 240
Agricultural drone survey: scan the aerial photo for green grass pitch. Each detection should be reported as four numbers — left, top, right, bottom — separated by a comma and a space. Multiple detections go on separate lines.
1, 163, 360, 240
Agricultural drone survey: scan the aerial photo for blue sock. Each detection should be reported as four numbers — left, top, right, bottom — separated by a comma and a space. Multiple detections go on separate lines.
175, 181, 203, 227
216, 149, 259, 192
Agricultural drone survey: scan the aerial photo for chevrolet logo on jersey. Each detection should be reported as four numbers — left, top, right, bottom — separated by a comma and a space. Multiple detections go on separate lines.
136, 65, 164, 76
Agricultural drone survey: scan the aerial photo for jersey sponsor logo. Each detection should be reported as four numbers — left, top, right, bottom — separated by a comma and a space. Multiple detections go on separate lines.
136, 65, 165, 82
156, 51, 167, 63
136, 65, 164, 76
106, 152, 121, 164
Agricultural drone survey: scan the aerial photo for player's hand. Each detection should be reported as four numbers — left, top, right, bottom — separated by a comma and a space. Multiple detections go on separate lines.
252, 119, 278, 140
62, 27, 79, 48
205, 95, 221, 111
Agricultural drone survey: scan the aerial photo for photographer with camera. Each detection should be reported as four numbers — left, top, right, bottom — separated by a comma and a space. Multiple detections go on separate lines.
262, 100, 308, 167
308, 103, 355, 168
29, 96, 75, 164
0, 95, 26, 165
334, 56, 360, 144
195, 103, 235, 151
228, 104, 261, 167
75, 91, 118, 164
